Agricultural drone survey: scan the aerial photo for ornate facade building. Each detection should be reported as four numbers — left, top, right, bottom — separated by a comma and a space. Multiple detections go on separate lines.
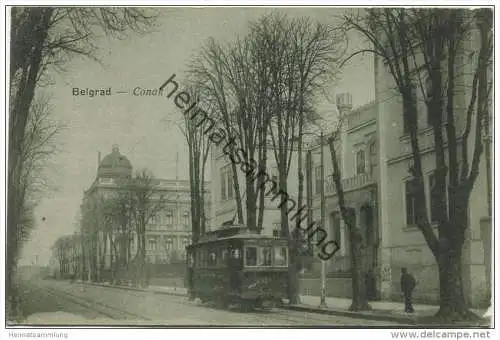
83, 145, 211, 266
210, 84, 490, 307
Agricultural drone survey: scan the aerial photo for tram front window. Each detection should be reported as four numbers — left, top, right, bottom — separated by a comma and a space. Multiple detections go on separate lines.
274, 246, 288, 266
259, 247, 272, 266
231, 248, 240, 260
245, 247, 257, 266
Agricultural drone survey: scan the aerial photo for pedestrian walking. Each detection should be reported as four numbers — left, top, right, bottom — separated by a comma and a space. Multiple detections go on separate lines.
400, 267, 416, 313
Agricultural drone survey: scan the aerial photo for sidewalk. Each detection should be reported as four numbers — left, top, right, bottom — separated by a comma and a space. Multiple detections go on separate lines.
84, 281, 491, 325
285, 295, 489, 325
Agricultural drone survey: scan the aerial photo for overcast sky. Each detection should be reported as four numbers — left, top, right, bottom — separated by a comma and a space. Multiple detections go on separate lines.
18, 7, 374, 266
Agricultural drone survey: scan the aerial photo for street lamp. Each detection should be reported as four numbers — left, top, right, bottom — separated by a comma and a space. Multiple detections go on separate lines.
301, 131, 328, 308
319, 131, 327, 309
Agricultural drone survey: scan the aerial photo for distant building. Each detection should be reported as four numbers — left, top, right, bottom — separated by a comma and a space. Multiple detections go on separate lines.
83, 145, 211, 266
210, 139, 299, 236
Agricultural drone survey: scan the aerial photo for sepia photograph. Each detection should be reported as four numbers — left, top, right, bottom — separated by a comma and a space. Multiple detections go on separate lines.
2, 0, 496, 335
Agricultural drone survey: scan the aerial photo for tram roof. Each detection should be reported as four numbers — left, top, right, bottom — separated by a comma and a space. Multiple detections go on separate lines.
190, 224, 286, 246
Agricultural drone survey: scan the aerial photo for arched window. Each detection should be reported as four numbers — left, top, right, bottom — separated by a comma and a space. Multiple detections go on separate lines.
183, 211, 190, 227
165, 210, 173, 226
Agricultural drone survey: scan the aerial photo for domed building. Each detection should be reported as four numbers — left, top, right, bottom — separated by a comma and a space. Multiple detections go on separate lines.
97, 145, 133, 179
80, 144, 212, 283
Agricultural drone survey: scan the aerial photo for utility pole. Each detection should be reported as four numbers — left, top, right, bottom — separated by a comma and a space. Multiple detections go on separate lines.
319, 131, 327, 308
176, 151, 180, 262
81, 231, 85, 291
306, 150, 313, 258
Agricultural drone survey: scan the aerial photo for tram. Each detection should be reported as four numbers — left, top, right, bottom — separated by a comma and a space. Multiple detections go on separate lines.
185, 225, 289, 310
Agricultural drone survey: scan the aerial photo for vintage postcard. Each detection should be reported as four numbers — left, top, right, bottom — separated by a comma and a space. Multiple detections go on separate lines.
2, 1, 495, 336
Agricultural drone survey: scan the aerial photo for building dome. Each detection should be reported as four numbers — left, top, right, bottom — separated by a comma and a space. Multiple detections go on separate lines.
97, 145, 132, 179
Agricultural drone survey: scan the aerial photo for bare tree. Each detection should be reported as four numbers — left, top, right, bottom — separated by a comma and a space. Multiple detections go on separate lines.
164, 87, 213, 298
7, 7, 157, 316
188, 39, 247, 228
188, 13, 346, 303
6, 93, 62, 317
173, 88, 212, 242
249, 13, 345, 303
323, 116, 372, 311
52, 235, 72, 277
70, 234, 81, 277
344, 8, 492, 320
127, 170, 166, 287
15, 95, 61, 245
102, 190, 136, 283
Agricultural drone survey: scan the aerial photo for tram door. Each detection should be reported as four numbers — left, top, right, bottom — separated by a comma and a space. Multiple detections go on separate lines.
228, 243, 242, 292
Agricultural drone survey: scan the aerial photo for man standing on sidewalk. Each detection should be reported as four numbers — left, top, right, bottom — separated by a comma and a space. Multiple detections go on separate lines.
400, 267, 416, 313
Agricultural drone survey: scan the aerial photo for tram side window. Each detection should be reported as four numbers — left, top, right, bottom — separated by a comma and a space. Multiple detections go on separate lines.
274, 246, 288, 266
259, 247, 272, 266
208, 249, 217, 266
203, 249, 209, 267
245, 247, 258, 266
219, 248, 228, 265
196, 249, 203, 267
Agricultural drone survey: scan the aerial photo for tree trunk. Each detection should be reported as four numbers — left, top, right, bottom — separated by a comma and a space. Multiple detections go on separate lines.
435, 189, 477, 321
276, 172, 299, 304
296, 126, 304, 268
347, 216, 371, 311
246, 176, 258, 231
327, 137, 371, 311
193, 147, 201, 236
287, 235, 300, 304
256, 141, 268, 231
7, 9, 53, 318
230, 162, 245, 224
141, 225, 147, 286
200, 152, 206, 235
188, 140, 200, 243
436, 246, 469, 319
110, 236, 119, 283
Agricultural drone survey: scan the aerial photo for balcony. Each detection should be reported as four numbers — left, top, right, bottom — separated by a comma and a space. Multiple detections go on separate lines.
342, 172, 376, 191
324, 171, 376, 195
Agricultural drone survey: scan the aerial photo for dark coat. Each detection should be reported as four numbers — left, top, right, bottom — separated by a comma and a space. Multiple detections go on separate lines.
401, 273, 416, 294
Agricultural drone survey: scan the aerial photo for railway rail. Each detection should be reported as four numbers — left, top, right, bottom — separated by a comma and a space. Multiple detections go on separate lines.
24, 282, 152, 323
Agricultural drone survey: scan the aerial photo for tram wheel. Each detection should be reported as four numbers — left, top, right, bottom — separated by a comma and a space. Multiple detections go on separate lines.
215, 295, 229, 309
260, 300, 276, 311
240, 299, 255, 312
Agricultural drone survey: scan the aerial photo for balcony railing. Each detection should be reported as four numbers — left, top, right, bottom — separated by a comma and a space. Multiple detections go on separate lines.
324, 171, 375, 194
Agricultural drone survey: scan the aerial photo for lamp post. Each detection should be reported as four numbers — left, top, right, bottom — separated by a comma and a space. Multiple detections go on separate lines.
319, 131, 327, 309
298, 131, 328, 308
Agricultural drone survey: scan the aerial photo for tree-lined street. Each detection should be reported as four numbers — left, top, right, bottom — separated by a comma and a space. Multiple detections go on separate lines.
7, 6, 493, 328
17, 274, 402, 326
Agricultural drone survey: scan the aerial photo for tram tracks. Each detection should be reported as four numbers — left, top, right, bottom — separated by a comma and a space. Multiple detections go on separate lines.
25, 280, 369, 326
180, 298, 342, 326
68, 282, 340, 325
29, 282, 152, 322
